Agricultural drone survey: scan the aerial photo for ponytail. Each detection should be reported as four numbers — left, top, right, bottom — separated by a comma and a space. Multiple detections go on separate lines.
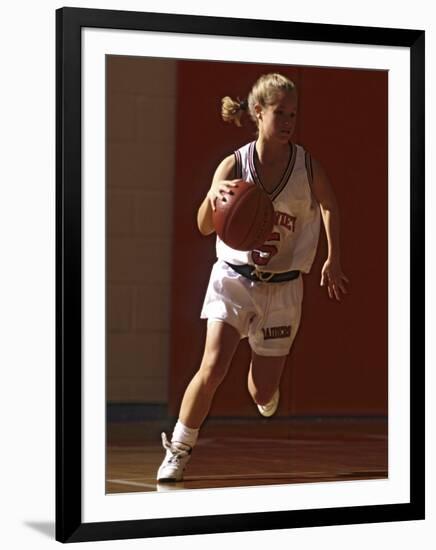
221, 96, 248, 127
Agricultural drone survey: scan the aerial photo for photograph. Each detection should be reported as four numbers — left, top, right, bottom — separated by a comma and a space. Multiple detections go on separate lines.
105, 55, 388, 495
55, 6, 425, 543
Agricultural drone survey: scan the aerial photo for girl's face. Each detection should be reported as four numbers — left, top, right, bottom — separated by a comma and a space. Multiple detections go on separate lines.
256, 90, 298, 144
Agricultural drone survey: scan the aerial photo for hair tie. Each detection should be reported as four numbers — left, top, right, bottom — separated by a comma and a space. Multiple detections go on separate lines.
236, 97, 248, 111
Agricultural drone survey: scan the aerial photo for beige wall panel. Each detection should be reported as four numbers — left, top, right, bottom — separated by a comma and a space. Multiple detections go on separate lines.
108, 237, 171, 284
108, 333, 170, 378
107, 143, 176, 190
107, 376, 168, 403
134, 191, 173, 238
134, 284, 171, 331
107, 56, 176, 404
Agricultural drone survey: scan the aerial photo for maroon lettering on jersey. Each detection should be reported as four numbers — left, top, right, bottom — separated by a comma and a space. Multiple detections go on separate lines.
274, 211, 296, 232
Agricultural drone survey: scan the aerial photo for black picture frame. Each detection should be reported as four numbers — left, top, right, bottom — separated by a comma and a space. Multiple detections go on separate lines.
56, 7, 425, 543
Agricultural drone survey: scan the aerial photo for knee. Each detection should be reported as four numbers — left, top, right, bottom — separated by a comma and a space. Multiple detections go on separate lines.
198, 351, 230, 390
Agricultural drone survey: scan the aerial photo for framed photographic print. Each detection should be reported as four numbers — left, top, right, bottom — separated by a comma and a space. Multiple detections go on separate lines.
56, 7, 425, 543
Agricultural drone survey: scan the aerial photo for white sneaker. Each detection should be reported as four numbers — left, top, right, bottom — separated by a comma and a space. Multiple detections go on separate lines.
257, 389, 280, 417
156, 433, 192, 482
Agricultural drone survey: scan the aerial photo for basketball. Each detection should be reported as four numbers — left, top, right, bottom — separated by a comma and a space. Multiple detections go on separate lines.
212, 181, 274, 251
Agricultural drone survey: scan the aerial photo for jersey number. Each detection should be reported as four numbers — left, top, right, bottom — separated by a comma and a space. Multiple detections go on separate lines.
251, 232, 280, 266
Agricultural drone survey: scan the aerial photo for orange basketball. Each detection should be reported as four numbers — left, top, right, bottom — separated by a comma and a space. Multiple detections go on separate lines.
212, 181, 274, 251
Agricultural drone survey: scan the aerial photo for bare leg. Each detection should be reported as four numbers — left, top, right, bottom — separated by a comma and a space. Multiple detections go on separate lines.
179, 321, 240, 429
247, 352, 287, 406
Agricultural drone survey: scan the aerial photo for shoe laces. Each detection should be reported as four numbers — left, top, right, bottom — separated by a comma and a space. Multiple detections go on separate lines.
161, 433, 191, 464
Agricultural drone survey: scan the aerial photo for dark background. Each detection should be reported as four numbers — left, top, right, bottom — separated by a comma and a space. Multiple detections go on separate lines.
169, 60, 387, 417
107, 56, 388, 419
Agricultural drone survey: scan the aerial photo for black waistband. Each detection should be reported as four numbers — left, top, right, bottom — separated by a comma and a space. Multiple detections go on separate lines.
225, 262, 300, 283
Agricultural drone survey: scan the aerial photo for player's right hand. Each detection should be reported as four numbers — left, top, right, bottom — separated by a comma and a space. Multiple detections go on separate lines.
207, 179, 241, 211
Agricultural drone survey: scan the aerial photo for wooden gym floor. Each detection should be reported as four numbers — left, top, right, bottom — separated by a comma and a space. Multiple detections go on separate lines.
106, 417, 387, 493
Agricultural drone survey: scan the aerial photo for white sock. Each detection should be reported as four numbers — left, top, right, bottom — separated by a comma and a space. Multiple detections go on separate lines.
172, 420, 199, 449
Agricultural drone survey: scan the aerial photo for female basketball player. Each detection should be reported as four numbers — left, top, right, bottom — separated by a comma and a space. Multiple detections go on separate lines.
157, 73, 349, 482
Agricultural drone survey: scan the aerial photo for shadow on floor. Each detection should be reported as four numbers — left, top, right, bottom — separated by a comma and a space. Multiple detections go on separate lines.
24, 521, 55, 539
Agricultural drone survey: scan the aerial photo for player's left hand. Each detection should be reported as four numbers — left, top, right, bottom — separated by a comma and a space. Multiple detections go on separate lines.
320, 259, 349, 301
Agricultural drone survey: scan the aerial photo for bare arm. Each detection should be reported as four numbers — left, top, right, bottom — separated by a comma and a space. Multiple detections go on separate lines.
310, 157, 349, 301
197, 154, 241, 235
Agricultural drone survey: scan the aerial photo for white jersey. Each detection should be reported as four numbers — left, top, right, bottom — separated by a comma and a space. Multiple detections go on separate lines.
216, 141, 321, 273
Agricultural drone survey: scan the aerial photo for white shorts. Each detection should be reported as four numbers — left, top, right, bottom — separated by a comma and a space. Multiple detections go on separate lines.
200, 260, 304, 357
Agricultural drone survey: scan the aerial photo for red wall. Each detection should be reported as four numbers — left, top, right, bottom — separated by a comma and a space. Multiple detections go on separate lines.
169, 60, 387, 417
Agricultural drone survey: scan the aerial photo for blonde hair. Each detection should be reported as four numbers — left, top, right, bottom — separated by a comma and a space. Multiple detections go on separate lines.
221, 96, 247, 127
221, 73, 296, 127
